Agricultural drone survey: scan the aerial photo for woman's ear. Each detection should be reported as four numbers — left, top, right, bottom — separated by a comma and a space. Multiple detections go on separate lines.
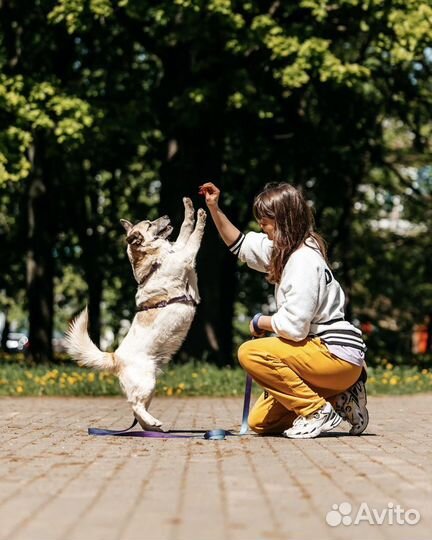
120, 219, 133, 233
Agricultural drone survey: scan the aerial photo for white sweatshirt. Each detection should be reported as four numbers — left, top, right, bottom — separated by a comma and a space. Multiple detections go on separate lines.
229, 231, 366, 362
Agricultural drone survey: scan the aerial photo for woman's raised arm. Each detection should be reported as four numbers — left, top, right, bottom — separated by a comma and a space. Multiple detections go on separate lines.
199, 182, 242, 247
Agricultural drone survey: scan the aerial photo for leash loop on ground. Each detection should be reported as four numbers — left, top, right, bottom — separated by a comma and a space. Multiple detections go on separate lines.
87, 374, 253, 440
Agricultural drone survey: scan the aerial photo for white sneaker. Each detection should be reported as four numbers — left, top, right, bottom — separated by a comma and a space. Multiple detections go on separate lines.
283, 402, 343, 439
334, 379, 369, 435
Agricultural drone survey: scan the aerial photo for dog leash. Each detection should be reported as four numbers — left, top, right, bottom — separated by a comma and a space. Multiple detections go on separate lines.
88, 373, 253, 440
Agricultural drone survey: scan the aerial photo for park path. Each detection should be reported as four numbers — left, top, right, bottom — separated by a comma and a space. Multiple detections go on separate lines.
0, 395, 431, 540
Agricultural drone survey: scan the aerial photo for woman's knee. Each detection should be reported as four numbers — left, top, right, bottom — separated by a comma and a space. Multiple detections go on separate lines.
237, 341, 250, 368
248, 409, 290, 435
248, 414, 266, 434
248, 408, 271, 434
237, 340, 257, 370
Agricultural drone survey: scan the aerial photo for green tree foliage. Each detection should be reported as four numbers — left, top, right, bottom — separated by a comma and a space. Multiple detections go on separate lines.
0, 0, 430, 364
0, 0, 159, 360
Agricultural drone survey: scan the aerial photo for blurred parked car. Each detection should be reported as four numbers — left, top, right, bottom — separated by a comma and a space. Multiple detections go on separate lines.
6, 332, 29, 352
1, 329, 69, 354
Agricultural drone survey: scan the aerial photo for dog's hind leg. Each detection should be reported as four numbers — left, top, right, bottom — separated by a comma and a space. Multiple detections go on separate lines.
145, 390, 155, 410
120, 364, 163, 430
174, 197, 195, 249
132, 401, 163, 431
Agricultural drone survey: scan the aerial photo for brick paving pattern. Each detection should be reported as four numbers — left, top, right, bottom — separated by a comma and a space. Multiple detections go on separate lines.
1, 395, 431, 540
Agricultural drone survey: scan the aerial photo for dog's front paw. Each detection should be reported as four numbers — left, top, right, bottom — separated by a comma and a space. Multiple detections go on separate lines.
183, 197, 194, 211
197, 208, 207, 222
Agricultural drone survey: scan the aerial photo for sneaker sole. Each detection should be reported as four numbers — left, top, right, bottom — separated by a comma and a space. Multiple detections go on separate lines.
346, 381, 369, 435
335, 380, 369, 436
348, 405, 369, 435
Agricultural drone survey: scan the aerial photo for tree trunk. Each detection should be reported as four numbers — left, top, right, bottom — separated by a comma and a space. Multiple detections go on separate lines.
26, 143, 54, 363
159, 130, 237, 365
82, 235, 102, 346
78, 186, 103, 347
328, 176, 357, 322
189, 224, 238, 366
0, 309, 10, 351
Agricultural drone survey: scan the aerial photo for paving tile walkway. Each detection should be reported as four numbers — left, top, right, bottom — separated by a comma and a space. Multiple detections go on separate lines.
1, 395, 431, 540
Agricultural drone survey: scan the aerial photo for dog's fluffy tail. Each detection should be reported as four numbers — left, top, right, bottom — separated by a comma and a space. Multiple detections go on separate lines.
65, 308, 116, 372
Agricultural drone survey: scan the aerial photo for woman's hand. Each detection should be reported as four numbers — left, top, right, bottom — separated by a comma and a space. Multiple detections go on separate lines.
198, 182, 220, 208
249, 314, 274, 337
249, 319, 266, 338
197, 182, 242, 247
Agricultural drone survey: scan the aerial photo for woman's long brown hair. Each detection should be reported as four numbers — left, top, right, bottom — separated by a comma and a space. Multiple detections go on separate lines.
253, 183, 328, 284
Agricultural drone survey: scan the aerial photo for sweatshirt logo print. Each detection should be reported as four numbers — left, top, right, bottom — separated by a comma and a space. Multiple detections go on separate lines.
325, 269, 333, 285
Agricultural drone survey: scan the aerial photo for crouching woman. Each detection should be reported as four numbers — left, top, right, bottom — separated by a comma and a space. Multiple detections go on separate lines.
200, 181, 368, 439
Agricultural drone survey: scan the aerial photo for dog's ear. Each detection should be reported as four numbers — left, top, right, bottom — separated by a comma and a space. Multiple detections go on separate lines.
120, 219, 133, 233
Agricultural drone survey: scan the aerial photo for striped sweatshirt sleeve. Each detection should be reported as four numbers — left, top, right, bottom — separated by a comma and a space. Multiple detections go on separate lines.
228, 232, 245, 257
229, 231, 273, 273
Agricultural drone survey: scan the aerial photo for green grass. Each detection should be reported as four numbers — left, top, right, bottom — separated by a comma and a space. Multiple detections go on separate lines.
1, 354, 432, 397
0, 356, 250, 397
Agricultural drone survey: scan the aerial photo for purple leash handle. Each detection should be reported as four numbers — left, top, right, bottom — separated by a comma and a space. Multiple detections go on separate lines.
239, 374, 252, 435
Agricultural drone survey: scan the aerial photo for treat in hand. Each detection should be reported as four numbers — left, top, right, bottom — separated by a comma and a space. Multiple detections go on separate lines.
198, 182, 220, 207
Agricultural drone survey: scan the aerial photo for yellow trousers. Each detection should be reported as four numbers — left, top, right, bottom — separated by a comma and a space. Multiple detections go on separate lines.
238, 336, 362, 434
